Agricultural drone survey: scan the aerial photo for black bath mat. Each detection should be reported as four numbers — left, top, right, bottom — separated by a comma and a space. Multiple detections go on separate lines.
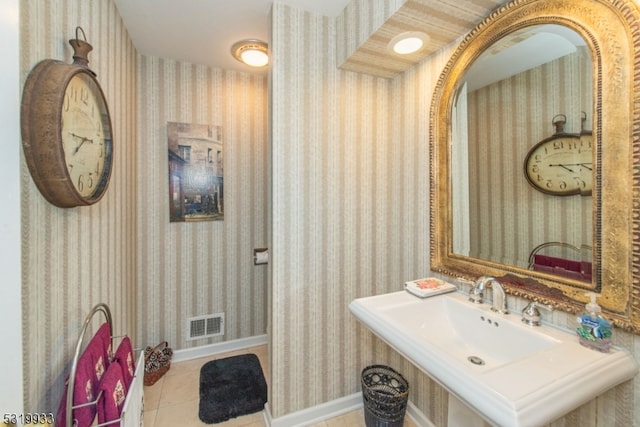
198, 353, 268, 424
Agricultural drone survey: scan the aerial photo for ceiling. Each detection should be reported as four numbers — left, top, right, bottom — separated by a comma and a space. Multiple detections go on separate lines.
114, 0, 351, 74
338, 0, 507, 78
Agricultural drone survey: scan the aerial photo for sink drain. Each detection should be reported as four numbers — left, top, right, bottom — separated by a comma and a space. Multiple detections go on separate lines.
467, 355, 485, 366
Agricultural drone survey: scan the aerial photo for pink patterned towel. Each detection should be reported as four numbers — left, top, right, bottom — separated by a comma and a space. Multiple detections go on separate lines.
113, 336, 136, 391
533, 255, 592, 281
97, 362, 127, 425
56, 324, 111, 427
55, 346, 102, 427
95, 322, 113, 360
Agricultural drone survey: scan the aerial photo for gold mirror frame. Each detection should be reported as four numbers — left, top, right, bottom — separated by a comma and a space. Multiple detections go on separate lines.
430, 0, 640, 332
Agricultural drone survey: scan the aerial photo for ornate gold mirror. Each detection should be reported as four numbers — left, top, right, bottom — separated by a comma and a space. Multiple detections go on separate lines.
430, 0, 640, 331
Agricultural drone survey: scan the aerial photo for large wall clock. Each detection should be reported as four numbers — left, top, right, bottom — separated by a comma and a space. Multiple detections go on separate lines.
523, 114, 592, 196
21, 28, 113, 208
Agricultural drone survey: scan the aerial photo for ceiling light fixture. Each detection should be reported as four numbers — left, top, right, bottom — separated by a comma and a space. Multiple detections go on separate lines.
389, 31, 430, 55
231, 39, 269, 67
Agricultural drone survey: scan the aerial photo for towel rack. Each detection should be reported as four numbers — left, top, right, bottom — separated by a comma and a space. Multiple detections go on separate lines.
65, 303, 113, 427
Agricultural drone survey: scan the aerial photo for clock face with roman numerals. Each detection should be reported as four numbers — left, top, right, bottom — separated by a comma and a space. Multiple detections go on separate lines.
524, 132, 592, 196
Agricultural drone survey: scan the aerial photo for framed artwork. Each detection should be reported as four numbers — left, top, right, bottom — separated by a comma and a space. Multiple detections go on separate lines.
167, 121, 224, 222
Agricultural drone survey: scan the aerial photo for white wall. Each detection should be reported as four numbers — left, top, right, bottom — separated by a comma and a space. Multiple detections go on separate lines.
0, 0, 24, 417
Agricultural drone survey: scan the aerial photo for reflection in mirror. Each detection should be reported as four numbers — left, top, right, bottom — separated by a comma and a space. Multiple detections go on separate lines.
430, 0, 640, 332
451, 24, 594, 285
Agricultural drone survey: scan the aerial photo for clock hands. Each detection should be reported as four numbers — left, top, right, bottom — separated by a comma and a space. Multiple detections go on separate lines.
548, 163, 593, 173
550, 164, 575, 173
69, 132, 94, 154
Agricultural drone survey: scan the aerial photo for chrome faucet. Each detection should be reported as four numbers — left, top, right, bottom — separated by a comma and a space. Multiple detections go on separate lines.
489, 278, 509, 315
521, 301, 553, 326
469, 276, 509, 314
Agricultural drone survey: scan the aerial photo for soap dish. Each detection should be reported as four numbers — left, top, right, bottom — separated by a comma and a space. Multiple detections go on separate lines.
405, 278, 456, 298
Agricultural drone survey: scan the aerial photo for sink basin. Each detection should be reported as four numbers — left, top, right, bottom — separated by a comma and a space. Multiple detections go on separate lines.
384, 290, 558, 368
349, 290, 638, 427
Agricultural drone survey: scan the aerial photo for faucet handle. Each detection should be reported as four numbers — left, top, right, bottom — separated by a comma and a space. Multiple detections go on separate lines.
468, 277, 486, 304
521, 301, 553, 326
469, 288, 483, 304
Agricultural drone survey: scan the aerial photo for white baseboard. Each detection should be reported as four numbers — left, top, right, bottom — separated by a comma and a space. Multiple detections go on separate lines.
263, 393, 434, 427
263, 393, 362, 427
171, 334, 268, 363
407, 401, 437, 427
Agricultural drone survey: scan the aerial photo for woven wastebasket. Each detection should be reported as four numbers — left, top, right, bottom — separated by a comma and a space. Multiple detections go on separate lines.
361, 365, 409, 427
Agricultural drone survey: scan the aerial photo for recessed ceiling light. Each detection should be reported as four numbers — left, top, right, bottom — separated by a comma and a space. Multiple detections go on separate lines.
389, 32, 430, 55
231, 39, 269, 67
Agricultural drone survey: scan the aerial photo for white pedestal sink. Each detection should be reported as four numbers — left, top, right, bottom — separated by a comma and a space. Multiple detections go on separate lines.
349, 290, 638, 427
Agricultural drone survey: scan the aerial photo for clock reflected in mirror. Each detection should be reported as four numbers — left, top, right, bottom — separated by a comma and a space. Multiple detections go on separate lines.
524, 114, 592, 197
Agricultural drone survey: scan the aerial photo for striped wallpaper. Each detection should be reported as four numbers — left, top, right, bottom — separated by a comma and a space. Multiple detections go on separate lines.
20, 0, 268, 414
269, 1, 640, 425
269, 1, 443, 420
20, 0, 137, 413
336, 0, 407, 71
467, 48, 593, 269
18, 0, 640, 425
135, 57, 268, 348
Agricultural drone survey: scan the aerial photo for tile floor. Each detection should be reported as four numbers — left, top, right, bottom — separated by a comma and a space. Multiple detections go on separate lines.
143, 344, 417, 427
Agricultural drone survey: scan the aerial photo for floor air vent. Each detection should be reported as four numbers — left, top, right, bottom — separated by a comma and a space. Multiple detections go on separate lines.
187, 313, 224, 340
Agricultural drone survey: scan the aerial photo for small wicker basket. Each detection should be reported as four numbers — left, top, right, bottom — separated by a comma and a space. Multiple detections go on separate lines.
361, 365, 409, 427
143, 341, 172, 386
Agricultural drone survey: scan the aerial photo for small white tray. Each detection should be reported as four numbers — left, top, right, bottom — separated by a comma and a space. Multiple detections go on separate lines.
404, 278, 456, 298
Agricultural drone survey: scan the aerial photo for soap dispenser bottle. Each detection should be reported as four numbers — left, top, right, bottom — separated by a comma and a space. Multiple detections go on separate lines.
576, 292, 612, 353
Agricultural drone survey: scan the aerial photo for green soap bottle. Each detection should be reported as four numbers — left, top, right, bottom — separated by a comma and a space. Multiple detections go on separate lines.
576, 292, 612, 353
